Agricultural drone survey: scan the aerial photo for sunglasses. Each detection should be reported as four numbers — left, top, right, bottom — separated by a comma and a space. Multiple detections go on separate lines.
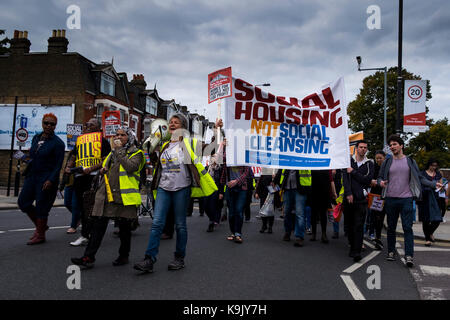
43, 121, 56, 126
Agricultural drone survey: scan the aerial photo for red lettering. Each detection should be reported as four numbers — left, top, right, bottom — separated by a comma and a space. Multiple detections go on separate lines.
253, 103, 269, 121
286, 108, 301, 124
235, 102, 253, 120
330, 108, 343, 128
255, 87, 275, 103
302, 110, 310, 125
301, 93, 326, 109
310, 111, 329, 126
269, 106, 285, 123
289, 97, 301, 108
235, 79, 254, 101
322, 87, 340, 109
276, 96, 292, 106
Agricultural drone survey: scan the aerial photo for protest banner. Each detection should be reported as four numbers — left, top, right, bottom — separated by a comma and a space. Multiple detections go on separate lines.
102, 110, 121, 138
403, 80, 428, 133
66, 123, 83, 150
224, 77, 350, 170
208, 67, 232, 104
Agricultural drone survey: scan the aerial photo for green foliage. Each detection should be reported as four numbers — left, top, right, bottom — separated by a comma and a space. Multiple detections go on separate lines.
0, 29, 10, 54
347, 67, 431, 154
405, 119, 450, 170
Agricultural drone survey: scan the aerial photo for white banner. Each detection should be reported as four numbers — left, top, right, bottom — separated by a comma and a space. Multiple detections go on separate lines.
403, 80, 427, 133
0, 104, 74, 150
224, 77, 350, 170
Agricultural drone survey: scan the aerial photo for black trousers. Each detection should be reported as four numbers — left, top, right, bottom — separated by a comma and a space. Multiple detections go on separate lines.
73, 175, 95, 238
260, 197, 274, 228
84, 217, 132, 260
244, 190, 253, 221
423, 221, 440, 241
344, 202, 367, 256
204, 191, 220, 224
311, 201, 328, 236
438, 197, 447, 217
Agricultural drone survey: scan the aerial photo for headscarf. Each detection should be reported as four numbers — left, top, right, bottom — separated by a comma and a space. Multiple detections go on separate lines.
115, 126, 137, 150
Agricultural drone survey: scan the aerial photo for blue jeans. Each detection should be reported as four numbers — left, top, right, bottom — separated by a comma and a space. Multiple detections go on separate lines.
305, 206, 312, 229
145, 187, 191, 260
283, 189, 306, 239
385, 197, 414, 257
225, 188, 247, 236
64, 186, 81, 229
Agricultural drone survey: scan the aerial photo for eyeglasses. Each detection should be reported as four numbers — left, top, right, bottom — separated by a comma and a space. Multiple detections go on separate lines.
43, 121, 56, 127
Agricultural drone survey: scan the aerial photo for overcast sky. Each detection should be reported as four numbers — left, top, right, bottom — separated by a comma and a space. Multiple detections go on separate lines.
1, 0, 449, 123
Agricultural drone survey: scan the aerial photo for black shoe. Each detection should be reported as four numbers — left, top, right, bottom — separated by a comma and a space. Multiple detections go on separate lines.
332, 232, 339, 239
321, 234, 329, 244
200, 212, 204, 217
267, 226, 273, 234
206, 223, 214, 232
112, 256, 129, 266
260, 225, 267, 233
310, 234, 317, 241
133, 255, 154, 273
282, 232, 290, 241
71, 256, 95, 269
168, 257, 185, 270
353, 255, 362, 262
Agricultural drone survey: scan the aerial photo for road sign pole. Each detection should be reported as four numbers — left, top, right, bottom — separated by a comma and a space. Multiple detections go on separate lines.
7, 96, 18, 197
14, 146, 21, 197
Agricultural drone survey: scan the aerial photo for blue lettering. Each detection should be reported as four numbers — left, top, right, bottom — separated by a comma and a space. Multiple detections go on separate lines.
285, 138, 296, 152
320, 141, 329, 154
295, 138, 304, 153
280, 123, 288, 138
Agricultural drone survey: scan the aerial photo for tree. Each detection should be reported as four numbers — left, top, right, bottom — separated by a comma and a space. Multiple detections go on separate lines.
0, 29, 10, 54
405, 118, 450, 170
347, 67, 431, 154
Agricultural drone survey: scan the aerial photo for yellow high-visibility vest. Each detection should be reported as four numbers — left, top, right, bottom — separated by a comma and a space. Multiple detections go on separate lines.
279, 169, 312, 187
103, 149, 145, 206
153, 138, 218, 199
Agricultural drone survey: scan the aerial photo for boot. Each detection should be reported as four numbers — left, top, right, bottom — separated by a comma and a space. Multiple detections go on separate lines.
27, 218, 47, 245
25, 211, 37, 240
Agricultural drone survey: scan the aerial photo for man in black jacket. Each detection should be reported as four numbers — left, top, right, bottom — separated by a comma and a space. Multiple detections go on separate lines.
343, 140, 374, 262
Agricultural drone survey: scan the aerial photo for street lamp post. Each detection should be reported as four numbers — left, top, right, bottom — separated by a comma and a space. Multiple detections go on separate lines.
356, 56, 388, 148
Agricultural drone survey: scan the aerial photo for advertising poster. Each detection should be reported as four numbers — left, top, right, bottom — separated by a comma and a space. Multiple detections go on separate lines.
102, 110, 121, 138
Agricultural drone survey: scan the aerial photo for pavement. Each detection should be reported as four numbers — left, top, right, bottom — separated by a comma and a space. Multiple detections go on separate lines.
1, 192, 449, 243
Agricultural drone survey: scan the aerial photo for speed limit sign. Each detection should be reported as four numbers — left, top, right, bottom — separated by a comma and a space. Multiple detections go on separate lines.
16, 128, 29, 142
407, 85, 423, 100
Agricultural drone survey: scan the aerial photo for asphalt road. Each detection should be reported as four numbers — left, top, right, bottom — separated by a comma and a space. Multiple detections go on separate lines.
0, 204, 421, 300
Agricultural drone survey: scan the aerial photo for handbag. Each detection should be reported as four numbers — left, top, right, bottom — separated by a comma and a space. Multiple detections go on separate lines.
259, 193, 275, 217
332, 202, 343, 222
82, 173, 102, 217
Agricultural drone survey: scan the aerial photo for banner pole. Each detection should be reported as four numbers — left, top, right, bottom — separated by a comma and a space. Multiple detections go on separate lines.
216, 99, 222, 144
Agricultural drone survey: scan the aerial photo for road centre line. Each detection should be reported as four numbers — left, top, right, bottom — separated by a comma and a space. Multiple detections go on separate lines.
342, 251, 380, 274
340, 275, 366, 300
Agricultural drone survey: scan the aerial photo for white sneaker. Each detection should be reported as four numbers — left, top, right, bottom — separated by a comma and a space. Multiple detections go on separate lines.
70, 236, 89, 246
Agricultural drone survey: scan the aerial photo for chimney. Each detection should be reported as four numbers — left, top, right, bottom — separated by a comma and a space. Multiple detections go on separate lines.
10, 29, 31, 55
130, 74, 147, 91
47, 29, 69, 54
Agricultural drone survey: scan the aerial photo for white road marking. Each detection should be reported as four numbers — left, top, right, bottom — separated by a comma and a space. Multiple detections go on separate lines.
420, 287, 445, 300
343, 251, 380, 274
414, 247, 450, 252
363, 240, 376, 250
3, 226, 70, 233
340, 275, 366, 300
420, 265, 450, 276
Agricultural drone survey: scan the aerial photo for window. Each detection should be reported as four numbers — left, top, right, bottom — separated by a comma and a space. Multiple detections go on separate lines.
146, 96, 158, 116
100, 73, 115, 96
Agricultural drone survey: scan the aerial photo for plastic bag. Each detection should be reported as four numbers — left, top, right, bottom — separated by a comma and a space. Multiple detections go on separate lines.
332, 203, 343, 222
259, 193, 275, 217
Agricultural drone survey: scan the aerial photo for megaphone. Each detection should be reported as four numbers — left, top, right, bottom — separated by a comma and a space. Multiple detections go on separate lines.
143, 118, 171, 153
